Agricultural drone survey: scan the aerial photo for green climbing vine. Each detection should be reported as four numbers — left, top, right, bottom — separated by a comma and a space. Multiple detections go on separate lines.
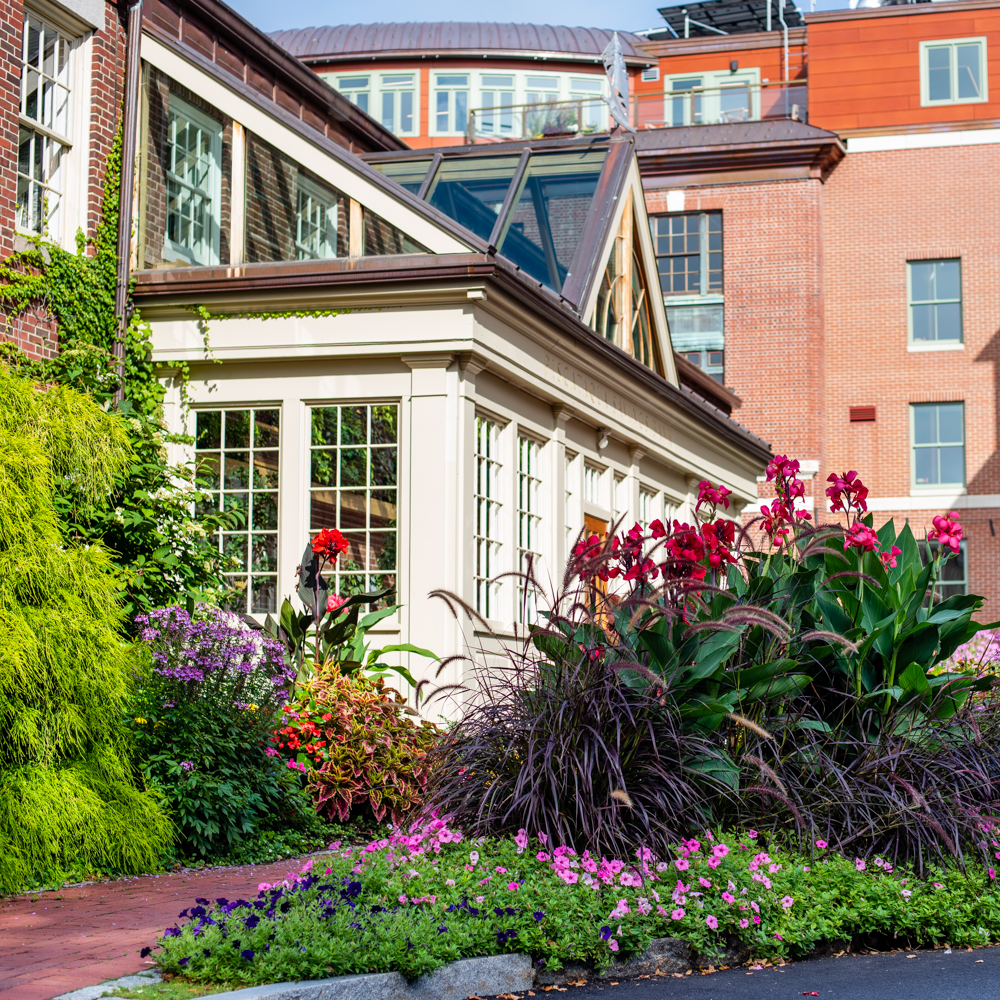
0, 128, 239, 625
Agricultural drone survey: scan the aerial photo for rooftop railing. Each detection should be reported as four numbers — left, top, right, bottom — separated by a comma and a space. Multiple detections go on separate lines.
467, 79, 807, 143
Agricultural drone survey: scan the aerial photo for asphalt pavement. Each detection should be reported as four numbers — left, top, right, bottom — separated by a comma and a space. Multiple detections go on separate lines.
568, 947, 1000, 1000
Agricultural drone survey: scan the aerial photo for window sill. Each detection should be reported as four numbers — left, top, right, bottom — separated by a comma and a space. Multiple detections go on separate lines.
910, 486, 967, 496
908, 341, 964, 352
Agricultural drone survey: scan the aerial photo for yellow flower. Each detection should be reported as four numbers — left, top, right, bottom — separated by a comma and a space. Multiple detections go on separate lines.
134, 717, 147, 724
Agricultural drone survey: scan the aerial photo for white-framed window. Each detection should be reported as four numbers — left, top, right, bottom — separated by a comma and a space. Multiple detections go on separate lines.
666, 69, 760, 127
569, 76, 606, 130
565, 450, 579, 547
433, 74, 469, 135
584, 462, 606, 508
18, 11, 75, 238
920, 37, 987, 106
380, 73, 417, 136
164, 96, 223, 266
308, 403, 399, 599
526, 74, 560, 105
295, 174, 341, 260
639, 487, 657, 527
479, 73, 515, 136
195, 408, 280, 614
335, 75, 370, 115
911, 401, 965, 489
517, 435, 542, 622
909, 259, 962, 344
475, 416, 504, 617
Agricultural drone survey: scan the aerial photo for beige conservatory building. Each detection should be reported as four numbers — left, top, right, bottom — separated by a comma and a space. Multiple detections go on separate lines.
133, 0, 771, 695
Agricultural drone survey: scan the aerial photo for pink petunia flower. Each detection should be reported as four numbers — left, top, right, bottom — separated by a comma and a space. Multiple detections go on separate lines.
815, 839, 828, 849
990, 869, 997, 880
507, 882, 520, 891
739, 918, 749, 929
781, 896, 794, 909
609, 940, 619, 952
537, 852, 550, 862
514, 829, 529, 854
675, 858, 690, 871
722, 892, 735, 904
707, 857, 722, 869
855, 858, 866, 872
748, 830, 758, 839
706, 915, 718, 930
671, 908, 685, 920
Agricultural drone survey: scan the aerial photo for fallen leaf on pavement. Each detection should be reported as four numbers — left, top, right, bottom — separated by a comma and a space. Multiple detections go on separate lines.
801, 992, 819, 996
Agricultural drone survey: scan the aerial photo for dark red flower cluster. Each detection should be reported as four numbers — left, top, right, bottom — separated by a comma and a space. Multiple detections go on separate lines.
702, 518, 738, 570
844, 522, 879, 553
826, 470, 869, 516
759, 454, 811, 548
930, 511, 964, 554
312, 527, 349, 559
696, 480, 732, 512
664, 520, 707, 582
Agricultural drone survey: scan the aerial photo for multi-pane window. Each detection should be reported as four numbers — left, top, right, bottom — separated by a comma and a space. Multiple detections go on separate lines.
18, 12, 72, 237
639, 488, 656, 527
195, 409, 280, 614
912, 402, 965, 487
309, 404, 398, 599
613, 474, 627, 526
475, 417, 504, 618
480, 74, 515, 136
584, 463, 605, 507
570, 77, 605, 130
517, 436, 542, 621
565, 451, 578, 547
165, 97, 222, 266
380, 74, 416, 135
921, 38, 987, 106
670, 77, 703, 126
434, 75, 469, 134
336, 76, 370, 114
295, 176, 341, 260
919, 540, 968, 602
650, 212, 723, 296
909, 259, 961, 343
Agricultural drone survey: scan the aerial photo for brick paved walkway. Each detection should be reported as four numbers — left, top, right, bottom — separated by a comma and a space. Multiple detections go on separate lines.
0, 854, 328, 1000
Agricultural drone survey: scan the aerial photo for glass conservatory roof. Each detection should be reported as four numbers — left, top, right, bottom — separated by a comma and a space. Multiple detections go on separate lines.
366, 141, 612, 297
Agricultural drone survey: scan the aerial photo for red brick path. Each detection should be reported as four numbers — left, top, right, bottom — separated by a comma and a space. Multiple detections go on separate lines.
0, 855, 328, 1000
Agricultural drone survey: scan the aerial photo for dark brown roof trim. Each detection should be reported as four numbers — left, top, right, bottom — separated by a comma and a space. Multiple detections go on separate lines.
132, 254, 771, 462
637, 131, 845, 183
300, 49, 652, 66
145, 0, 407, 152
674, 351, 742, 413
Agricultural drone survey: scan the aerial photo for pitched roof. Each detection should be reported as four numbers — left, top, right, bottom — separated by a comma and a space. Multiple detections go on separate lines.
269, 22, 653, 65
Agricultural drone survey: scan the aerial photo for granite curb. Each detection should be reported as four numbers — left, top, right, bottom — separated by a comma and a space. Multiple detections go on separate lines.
51, 937, 697, 1000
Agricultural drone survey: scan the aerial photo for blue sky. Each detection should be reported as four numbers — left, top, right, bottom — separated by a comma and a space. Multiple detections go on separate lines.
233, 0, 850, 37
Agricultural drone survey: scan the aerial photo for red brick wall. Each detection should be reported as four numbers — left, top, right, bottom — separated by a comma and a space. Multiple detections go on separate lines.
822, 142, 1000, 606
646, 177, 827, 472
0, 0, 125, 358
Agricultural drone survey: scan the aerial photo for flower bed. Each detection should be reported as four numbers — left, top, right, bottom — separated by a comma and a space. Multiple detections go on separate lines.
151, 819, 1000, 987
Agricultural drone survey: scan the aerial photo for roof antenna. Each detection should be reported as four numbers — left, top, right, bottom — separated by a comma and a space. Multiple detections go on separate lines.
601, 32, 637, 133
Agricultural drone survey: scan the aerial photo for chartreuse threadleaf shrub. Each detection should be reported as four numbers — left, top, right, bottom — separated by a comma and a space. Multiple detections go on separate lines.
0, 367, 172, 892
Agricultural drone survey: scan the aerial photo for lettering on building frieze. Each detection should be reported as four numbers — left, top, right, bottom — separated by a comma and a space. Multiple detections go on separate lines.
543, 354, 670, 441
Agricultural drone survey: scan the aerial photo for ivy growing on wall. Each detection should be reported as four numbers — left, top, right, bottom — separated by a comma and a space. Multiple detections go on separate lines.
0, 129, 238, 623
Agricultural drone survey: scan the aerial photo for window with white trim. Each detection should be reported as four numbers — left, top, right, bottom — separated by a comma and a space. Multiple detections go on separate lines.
517, 435, 542, 622
309, 404, 398, 600
565, 450, 579, 547
295, 175, 342, 260
920, 37, 987, 106
195, 408, 280, 614
479, 74, 515, 137
18, 11, 74, 238
911, 402, 965, 488
434, 75, 469, 135
908, 259, 962, 343
584, 462, 605, 507
336, 75, 370, 114
380, 74, 416, 136
569, 76, 606, 130
475, 416, 504, 617
165, 97, 223, 266
613, 473, 627, 526
639, 488, 656, 527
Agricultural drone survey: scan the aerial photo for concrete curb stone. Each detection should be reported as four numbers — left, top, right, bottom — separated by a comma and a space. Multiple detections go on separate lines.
52, 938, 693, 1000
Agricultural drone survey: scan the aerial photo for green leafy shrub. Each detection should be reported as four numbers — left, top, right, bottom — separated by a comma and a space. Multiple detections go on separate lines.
0, 366, 172, 893
276, 670, 438, 825
131, 605, 312, 857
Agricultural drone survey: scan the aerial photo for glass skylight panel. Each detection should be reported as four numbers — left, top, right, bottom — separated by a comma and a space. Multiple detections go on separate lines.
497, 149, 607, 293
425, 156, 522, 242
372, 158, 434, 194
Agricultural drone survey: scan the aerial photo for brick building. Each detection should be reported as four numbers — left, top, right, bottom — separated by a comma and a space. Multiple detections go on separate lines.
269, 1, 1000, 608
